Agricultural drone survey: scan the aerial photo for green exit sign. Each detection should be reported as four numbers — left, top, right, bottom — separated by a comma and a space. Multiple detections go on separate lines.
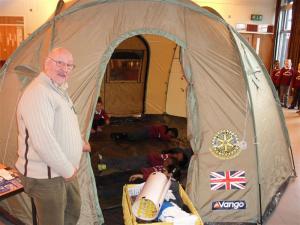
251, 14, 263, 21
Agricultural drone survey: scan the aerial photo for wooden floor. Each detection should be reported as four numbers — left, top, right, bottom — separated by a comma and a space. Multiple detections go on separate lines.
266, 109, 300, 225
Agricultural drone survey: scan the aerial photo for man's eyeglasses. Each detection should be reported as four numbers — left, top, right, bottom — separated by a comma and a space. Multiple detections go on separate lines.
48, 57, 75, 71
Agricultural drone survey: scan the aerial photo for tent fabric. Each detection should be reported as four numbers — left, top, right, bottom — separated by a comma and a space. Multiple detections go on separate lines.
166, 45, 188, 117
143, 34, 177, 114
182, 14, 258, 222
0, 0, 295, 224
231, 29, 295, 214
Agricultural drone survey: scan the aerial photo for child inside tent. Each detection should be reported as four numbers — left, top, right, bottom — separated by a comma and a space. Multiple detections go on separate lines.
91, 97, 110, 133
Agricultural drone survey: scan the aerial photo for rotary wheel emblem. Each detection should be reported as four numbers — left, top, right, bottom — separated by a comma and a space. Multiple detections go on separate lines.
211, 130, 241, 160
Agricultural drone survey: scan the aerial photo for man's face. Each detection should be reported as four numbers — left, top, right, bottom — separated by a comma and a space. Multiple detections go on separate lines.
274, 62, 279, 68
44, 49, 74, 85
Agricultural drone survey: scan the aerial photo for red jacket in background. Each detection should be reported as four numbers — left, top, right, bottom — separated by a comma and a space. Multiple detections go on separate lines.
278, 68, 294, 86
271, 68, 281, 87
147, 152, 169, 167
291, 71, 300, 88
147, 125, 171, 141
142, 152, 170, 179
141, 165, 165, 180
93, 109, 109, 122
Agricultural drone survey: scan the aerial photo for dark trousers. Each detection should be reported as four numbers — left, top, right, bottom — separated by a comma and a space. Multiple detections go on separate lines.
20, 175, 81, 225
290, 88, 300, 109
275, 85, 280, 98
127, 128, 149, 141
111, 128, 149, 141
280, 85, 290, 106
92, 118, 105, 130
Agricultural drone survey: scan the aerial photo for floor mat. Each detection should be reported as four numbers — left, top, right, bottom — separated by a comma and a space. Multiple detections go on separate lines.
89, 115, 188, 224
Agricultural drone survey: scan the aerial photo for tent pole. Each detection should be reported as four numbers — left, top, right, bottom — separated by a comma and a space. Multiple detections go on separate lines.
164, 44, 178, 113
258, 184, 263, 224
54, 0, 65, 16
50, 0, 65, 50
228, 26, 264, 225
232, 26, 296, 177
289, 146, 297, 176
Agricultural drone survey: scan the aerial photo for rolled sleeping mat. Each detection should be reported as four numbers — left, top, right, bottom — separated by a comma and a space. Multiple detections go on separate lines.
132, 172, 171, 221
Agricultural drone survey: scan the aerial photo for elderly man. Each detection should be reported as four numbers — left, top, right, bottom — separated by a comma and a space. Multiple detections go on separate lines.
15, 48, 90, 225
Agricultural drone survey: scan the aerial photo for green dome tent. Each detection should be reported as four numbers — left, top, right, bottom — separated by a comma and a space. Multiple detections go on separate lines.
0, 0, 295, 224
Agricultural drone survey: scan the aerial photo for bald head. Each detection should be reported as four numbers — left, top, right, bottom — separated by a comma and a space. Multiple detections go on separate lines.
44, 48, 74, 85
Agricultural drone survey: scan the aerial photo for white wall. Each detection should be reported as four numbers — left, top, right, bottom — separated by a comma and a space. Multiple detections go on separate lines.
0, 0, 58, 37
192, 0, 277, 27
0, 0, 276, 37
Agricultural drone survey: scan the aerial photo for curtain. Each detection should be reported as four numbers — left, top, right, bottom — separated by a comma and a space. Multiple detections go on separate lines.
288, 0, 300, 69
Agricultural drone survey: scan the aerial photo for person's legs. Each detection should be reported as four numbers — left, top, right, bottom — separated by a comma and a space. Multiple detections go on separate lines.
127, 128, 148, 141
279, 85, 285, 106
96, 118, 106, 132
98, 118, 105, 126
280, 85, 289, 107
20, 176, 66, 225
64, 178, 81, 225
285, 86, 291, 107
111, 132, 128, 140
276, 86, 280, 98
92, 119, 98, 131
289, 88, 299, 108
295, 88, 300, 109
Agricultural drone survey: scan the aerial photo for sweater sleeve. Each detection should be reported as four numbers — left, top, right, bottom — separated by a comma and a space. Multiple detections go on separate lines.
141, 167, 156, 180
141, 166, 165, 180
147, 152, 164, 166
19, 86, 75, 178
101, 109, 109, 121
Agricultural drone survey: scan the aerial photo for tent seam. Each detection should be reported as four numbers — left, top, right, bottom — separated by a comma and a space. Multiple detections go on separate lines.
228, 25, 262, 224
230, 29, 292, 152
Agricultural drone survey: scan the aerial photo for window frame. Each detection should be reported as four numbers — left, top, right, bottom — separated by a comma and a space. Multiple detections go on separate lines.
105, 49, 145, 83
275, 1, 293, 67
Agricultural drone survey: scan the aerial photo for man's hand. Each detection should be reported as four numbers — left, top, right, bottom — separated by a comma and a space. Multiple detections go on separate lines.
65, 168, 77, 182
83, 140, 91, 152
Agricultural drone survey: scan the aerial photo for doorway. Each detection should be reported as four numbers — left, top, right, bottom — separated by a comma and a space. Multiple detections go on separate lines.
103, 36, 148, 116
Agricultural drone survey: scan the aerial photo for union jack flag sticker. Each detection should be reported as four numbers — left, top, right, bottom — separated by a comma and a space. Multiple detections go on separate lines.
210, 170, 247, 191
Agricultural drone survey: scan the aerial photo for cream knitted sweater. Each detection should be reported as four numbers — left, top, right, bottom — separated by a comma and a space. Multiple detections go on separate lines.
16, 73, 83, 179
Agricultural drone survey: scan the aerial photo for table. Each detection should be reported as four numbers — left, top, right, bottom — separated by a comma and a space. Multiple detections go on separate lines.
0, 164, 24, 200
0, 164, 37, 225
